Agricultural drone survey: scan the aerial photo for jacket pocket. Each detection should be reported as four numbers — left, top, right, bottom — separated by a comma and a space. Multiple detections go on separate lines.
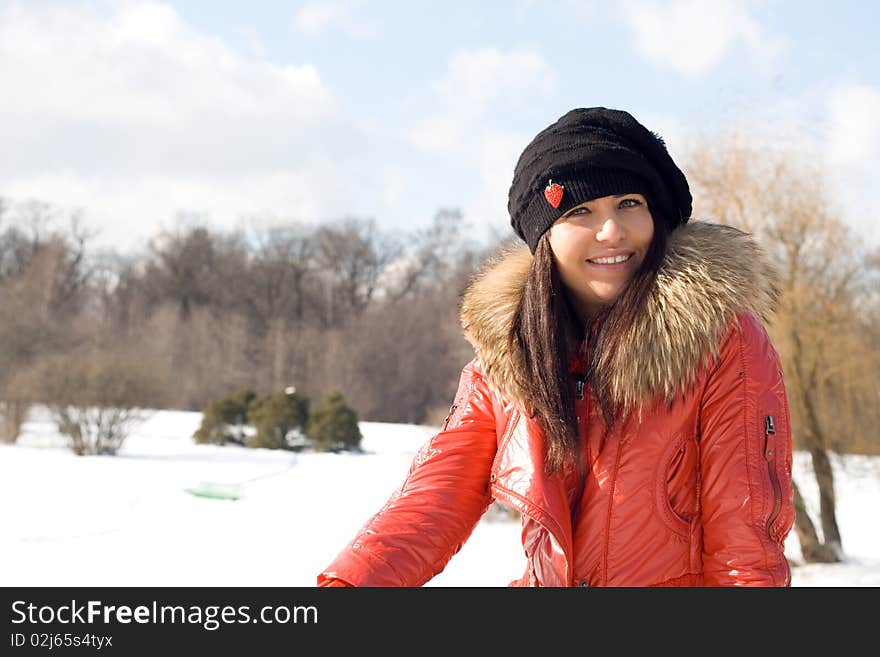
656, 432, 699, 537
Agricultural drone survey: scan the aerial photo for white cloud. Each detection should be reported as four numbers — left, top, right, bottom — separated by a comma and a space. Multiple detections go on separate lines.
433, 48, 551, 114
292, 1, 380, 38
2, 170, 336, 250
294, 3, 344, 34
408, 116, 465, 155
408, 47, 556, 155
826, 83, 880, 245
0, 1, 354, 251
0, 2, 332, 126
619, 0, 785, 77
406, 46, 559, 243
827, 84, 880, 168
463, 133, 532, 242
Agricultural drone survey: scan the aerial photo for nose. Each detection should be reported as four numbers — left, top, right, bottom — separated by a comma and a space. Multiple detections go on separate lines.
596, 215, 625, 242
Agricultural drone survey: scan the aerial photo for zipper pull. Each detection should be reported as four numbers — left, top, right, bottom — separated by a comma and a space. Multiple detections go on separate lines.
575, 378, 584, 399
764, 415, 776, 460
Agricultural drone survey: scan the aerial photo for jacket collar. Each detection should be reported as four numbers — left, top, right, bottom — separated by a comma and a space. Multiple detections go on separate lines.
459, 221, 780, 411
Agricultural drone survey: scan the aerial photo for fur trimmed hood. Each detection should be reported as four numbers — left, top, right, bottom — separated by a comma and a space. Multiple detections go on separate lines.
459, 221, 780, 411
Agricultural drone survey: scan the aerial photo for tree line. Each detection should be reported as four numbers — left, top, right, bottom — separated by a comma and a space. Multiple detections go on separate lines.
0, 202, 490, 437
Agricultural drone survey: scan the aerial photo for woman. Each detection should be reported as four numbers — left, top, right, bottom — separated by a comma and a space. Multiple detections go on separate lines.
317, 107, 795, 587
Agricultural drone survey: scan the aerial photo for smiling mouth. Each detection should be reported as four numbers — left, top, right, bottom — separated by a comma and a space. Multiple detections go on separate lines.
586, 253, 633, 265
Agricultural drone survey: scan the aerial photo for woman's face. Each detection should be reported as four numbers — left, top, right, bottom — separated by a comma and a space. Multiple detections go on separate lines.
547, 192, 654, 322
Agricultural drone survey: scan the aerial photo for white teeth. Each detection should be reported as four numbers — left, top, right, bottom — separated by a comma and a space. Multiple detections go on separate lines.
589, 254, 631, 264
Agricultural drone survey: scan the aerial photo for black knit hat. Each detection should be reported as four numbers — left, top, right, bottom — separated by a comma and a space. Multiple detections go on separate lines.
508, 107, 692, 253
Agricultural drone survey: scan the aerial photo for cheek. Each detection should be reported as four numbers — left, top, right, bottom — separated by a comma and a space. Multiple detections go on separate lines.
636, 214, 655, 246
549, 226, 589, 265
555, 244, 581, 268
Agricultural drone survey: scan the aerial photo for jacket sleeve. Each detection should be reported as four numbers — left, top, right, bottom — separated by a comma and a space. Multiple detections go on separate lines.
316, 357, 498, 587
698, 312, 795, 586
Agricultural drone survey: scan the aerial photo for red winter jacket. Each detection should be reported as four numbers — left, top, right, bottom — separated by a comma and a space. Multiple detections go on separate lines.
318, 222, 795, 587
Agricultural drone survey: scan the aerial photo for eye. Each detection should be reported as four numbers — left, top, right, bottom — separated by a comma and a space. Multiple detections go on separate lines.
620, 197, 643, 208
565, 206, 589, 217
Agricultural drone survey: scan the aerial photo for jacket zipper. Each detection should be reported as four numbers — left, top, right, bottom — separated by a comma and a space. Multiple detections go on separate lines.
490, 407, 574, 586
441, 404, 457, 431
763, 415, 781, 538
571, 376, 588, 520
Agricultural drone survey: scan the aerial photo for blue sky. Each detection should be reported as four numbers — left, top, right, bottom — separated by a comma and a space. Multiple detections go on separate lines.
1, 0, 878, 252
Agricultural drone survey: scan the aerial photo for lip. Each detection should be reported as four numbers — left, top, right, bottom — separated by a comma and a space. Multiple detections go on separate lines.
585, 252, 635, 271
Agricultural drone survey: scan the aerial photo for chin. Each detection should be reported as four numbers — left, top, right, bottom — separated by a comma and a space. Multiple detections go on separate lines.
591, 288, 624, 304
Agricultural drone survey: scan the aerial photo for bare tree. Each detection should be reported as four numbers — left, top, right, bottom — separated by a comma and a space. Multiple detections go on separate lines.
377, 208, 472, 302
16, 349, 169, 455
314, 218, 400, 323
236, 224, 318, 392
686, 134, 878, 562
243, 223, 316, 325
143, 226, 224, 320
0, 202, 95, 441
0, 394, 28, 444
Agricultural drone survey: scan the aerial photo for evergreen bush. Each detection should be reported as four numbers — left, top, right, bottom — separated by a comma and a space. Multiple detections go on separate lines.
193, 388, 256, 445
248, 388, 309, 450
306, 389, 362, 452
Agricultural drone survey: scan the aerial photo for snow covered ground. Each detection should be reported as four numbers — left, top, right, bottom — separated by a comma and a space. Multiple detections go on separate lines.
1, 407, 878, 586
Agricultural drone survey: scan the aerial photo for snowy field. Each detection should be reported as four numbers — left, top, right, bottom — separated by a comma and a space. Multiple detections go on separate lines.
1, 407, 878, 587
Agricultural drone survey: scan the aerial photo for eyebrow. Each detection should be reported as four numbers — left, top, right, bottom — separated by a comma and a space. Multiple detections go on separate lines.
563, 193, 640, 214
576, 193, 638, 204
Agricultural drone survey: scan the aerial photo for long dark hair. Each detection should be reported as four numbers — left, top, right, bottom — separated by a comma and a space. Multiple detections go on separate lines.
508, 211, 669, 475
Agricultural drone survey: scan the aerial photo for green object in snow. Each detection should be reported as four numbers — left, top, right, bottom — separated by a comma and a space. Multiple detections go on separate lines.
184, 481, 242, 501
184, 456, 298, 501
